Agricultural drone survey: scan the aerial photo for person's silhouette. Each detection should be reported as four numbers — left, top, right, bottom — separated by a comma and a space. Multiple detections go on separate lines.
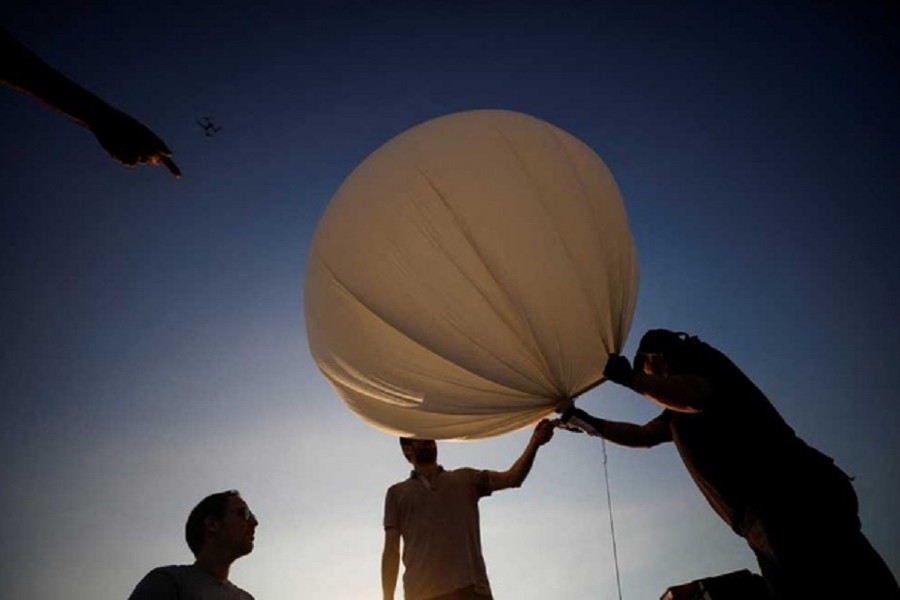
382, 420, 555, 600
561, 329, 900, 599
128, 490, 257, 599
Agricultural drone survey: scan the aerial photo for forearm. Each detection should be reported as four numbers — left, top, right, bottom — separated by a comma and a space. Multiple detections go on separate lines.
1, 28, 109, 128
381, 548, 399, 599
567, 409, 665, 448
631, 372, 711, 412
504, 440, 542, 488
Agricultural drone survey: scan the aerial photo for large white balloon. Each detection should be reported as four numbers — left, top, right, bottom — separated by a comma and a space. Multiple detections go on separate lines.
305, 110, 638, 439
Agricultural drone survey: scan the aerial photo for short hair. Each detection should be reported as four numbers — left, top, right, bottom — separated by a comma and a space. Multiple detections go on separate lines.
185, 490, 241, 557
636, 329, 688, 356
399, 437, 413, 449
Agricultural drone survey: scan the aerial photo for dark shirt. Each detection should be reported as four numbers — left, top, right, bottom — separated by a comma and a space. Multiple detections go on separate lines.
657, 345, 842, 535
128, 565, 255, 600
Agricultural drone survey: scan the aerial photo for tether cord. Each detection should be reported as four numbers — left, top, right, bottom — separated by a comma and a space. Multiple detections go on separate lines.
601, 438, 623, 600
564, 379, 623, 599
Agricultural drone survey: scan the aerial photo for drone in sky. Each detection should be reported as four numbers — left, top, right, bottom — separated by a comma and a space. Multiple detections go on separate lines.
197, 117, 221, 137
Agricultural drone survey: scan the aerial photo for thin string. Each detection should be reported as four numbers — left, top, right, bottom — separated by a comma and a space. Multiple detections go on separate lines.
601, 438, 623, 600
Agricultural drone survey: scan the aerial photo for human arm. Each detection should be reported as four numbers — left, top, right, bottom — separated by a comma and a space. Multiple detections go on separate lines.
561, 407, 672, 448
633, 372, 712, 412
604, 354, 712, 412
0, 27, 180, 176
381, 528, 401, 600
486, 418, 554, 491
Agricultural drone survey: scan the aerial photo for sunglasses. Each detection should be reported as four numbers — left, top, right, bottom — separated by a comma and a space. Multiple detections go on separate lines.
235, 506, 256, 522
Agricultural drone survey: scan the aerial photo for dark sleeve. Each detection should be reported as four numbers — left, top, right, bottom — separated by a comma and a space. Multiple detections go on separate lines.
127, 567, 178, 600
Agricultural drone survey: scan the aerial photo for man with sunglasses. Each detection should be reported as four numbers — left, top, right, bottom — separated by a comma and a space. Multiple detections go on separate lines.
128, 490, 258, 599
559, 329, 899, 600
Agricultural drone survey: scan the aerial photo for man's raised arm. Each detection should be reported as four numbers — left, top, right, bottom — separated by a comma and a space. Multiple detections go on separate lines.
487, 419, 555, 492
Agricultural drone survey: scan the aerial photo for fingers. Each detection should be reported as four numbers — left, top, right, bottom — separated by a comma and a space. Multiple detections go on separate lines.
144, 153, 181, 177
159, 154, 181, 177
532, 419, 555, 443
554, 420, 585, 433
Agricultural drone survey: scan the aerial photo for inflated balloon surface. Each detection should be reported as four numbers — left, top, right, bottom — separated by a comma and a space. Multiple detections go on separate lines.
305, 110, 638, 439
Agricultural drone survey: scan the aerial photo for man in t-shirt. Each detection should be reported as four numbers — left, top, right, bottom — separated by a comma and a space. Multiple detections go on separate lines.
560, 328, 900, 600
128, 490, 258, 599
382, 419, 555, 600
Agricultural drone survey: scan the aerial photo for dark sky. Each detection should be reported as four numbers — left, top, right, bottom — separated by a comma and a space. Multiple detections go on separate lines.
1, 1, 898, 598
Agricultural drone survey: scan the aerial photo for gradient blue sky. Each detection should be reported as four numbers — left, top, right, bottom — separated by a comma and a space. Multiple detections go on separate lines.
2, 1, 898, 598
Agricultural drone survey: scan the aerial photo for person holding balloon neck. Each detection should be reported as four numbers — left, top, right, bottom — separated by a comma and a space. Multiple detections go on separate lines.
382, 419, 556, 600
559, 329, 900, 600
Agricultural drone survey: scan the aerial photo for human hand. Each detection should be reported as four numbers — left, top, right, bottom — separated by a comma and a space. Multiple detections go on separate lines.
603, 354, 634, 387
555, 406, 602, 437
556, 404, 583, 427
90, 108, 181, 176
532, 418, 555, 446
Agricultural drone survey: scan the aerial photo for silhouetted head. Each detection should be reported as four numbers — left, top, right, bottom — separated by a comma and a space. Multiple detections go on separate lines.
633, 329, 708, 375
185, 490, 258, 559
637, 329, 687, 355
399, 437, 438, 465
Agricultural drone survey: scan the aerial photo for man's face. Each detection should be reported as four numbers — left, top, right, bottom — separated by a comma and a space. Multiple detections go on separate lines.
211, 496, 258, 558
404, 439, 438, 465
639, 352, 669, 377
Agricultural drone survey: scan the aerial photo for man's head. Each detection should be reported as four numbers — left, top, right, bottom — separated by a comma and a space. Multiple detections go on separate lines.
185, 490, 258, 559
399, 437, 438, 466
634, 329, 706, 376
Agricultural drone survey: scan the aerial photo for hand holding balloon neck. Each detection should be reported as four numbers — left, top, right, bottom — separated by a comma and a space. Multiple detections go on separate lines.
550, 399, 583, 433
555, 405, 603, 437
554, 398, 575, 414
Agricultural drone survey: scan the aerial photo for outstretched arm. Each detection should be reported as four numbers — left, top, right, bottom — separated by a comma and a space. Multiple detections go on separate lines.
562, 407, 672, 448
487, 419, 555, 492
381, 528, 401, 600
0, 27, 180, 176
